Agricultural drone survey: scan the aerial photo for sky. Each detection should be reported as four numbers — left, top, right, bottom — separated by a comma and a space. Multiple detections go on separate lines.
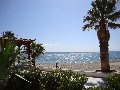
0, 0, 120, 52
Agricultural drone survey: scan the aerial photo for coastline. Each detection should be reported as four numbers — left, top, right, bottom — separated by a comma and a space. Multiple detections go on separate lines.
36, 60, 120, 71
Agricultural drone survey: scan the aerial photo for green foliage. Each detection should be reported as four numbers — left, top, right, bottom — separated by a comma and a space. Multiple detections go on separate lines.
55, 70, 88, 90
24, 42, 45, 59
25, 42, 45, 65
5, 69, 40, 90
5, 68, 88, 90
83, 0, 120, 31
0, 39, 19, 80
2, 31, 16, 39
31, 42, 45, 59
105, 74, 120, 90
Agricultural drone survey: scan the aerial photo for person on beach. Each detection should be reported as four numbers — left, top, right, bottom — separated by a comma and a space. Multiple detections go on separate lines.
56, 63, 61, 69
56, 63, 59, 68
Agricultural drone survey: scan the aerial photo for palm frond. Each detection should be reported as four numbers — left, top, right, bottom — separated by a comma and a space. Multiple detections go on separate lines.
95, 0, 102, 12
83, 16, 91, 23
108, 22, 120, 29
102, 0, 107, 8
108, 10, 120, 21
82, 23, 94, 31
106, 0, 117, 15
83, 0, 120, 31
91, 1, 97, 9
94, 25, 100, 30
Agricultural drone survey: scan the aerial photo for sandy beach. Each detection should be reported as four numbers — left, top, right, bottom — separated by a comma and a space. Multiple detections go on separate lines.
36, 60, 120, 71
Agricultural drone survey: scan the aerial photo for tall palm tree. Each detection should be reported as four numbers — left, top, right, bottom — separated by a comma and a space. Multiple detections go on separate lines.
83, 0, 120, 72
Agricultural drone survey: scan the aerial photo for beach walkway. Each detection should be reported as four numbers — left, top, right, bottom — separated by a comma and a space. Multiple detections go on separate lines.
85, 77, 106, 88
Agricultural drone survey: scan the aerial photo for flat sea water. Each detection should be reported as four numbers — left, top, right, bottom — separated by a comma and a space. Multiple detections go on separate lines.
36, 51, 120, 64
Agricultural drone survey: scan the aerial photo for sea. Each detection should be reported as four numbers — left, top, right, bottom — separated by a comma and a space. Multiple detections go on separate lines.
35, 51, 120, 64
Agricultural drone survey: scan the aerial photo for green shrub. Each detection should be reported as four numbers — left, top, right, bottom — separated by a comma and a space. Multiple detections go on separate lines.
23, 68, 42, 90
5, 68, 88, 90
55, 70, 88, 90
41, 70, 88, 90
105, 74, 120, 90
5, 70, 26, 90
5, 69, 41, 90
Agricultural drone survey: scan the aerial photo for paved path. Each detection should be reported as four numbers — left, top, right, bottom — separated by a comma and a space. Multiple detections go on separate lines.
84, 77, 106, 88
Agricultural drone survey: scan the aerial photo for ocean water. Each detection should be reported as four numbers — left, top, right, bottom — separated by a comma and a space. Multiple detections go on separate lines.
36, 51, 120, 64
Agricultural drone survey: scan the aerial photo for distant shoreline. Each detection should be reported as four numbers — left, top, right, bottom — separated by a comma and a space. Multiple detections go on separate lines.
36, 60, 120, 71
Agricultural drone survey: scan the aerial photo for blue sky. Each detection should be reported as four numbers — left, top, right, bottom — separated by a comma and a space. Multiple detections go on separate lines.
0, 0, 120, 52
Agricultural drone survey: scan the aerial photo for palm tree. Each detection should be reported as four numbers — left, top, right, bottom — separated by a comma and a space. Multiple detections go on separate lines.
24, 42, 45, 66
83, 0, 120, 72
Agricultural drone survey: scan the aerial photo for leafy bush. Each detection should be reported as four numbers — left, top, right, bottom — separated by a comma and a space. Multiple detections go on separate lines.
5, 70, 30, 90
5, 68, 88, 90
22, 68, 42, 90
55, 70, 88, 90
105, 74, 120, 90
5, 69, 40, 90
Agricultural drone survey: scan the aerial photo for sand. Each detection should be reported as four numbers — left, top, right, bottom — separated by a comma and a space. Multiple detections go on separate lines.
36, 60, 120, 71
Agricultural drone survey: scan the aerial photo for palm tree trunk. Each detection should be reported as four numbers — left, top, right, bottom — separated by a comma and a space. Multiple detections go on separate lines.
99, 40, 110, 72
97, 20, 110, 72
